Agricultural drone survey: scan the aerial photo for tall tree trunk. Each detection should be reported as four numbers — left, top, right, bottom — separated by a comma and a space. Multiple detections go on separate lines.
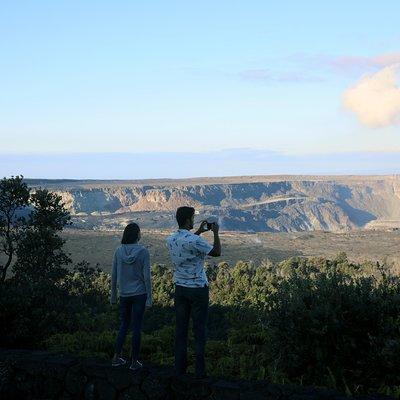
0, 250, 13, 283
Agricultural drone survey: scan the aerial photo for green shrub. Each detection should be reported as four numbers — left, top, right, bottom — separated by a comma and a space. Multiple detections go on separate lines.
4, 249, 400, 395
264, 264, 400, 393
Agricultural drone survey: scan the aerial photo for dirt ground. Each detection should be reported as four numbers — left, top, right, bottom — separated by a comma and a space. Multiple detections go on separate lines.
62, 229, 400, 273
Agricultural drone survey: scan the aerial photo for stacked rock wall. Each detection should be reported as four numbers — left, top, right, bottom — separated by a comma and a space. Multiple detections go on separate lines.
0, 349, 394, 400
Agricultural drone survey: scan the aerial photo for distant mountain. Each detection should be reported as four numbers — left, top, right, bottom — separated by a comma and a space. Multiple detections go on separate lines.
3, 150, 400, 179
27, 175, 400, 232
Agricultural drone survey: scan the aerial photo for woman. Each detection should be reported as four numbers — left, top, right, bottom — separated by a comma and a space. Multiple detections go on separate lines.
110, 222, 152, 370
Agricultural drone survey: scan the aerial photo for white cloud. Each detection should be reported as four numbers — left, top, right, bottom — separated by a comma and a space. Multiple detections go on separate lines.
343, 64, 400, 127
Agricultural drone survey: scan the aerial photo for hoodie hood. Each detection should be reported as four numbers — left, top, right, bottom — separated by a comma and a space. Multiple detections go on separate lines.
118, 244, 143, 264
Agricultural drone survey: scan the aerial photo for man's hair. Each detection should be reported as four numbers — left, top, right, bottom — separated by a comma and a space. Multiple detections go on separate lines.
121, 222, 140, 244
176, 206, 195, 228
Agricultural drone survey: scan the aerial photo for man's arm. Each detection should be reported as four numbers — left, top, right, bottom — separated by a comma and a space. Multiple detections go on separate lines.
208, 223, 221, 257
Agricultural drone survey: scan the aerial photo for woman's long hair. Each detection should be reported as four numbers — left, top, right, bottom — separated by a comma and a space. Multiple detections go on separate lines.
121, 223, 140, 244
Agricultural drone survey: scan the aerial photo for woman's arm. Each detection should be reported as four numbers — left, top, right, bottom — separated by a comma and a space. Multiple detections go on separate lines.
110, 251, 118, 304
142, 249, 153, 308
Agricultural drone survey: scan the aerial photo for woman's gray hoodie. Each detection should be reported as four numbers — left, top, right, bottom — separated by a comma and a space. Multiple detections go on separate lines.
110, 244, 152, 307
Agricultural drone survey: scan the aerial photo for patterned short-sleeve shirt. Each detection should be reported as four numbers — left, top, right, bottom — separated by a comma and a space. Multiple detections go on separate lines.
166, 229, 213, 288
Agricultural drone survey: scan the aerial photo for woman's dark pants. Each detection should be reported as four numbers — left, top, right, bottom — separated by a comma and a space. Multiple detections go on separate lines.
114, 293, 147, 361
174, 284, 209, 377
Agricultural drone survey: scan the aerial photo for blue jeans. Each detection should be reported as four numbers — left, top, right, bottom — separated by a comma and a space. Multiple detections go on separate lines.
114, 293, 147, 361
174, 284, 209, 376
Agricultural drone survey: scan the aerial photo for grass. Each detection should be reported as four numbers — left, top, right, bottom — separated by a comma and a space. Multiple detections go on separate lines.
62, 228, 400, 273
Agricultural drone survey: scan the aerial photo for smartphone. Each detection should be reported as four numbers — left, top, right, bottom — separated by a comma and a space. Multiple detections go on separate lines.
206, 221, 214, 230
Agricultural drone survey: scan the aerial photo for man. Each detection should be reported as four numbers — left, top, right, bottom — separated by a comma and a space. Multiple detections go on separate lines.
166, 206, 221, 378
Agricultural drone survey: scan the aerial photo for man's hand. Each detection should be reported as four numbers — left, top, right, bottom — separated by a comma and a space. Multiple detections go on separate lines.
195, 220, 208, 235
211, 222, 219, 234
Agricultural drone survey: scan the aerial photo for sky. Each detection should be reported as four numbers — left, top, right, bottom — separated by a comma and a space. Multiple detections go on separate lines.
1, 1, 400, 178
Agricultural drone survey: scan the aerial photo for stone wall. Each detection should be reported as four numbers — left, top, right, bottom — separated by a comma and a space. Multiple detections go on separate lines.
0, 349, 395, 400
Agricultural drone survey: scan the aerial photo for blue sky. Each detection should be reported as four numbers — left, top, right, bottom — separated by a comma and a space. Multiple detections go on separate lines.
1, 1, 400, 177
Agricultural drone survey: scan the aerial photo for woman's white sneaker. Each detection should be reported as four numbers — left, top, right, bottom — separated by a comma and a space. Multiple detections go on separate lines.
129, 360, 143, 371
112, 357, 127, 367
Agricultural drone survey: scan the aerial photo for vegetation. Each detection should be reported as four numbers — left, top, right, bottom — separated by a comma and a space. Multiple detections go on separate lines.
1, 176, 400, 396
0, 176, 30, 282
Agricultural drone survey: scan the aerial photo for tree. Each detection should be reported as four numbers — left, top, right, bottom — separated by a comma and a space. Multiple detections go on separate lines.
13, 189, 72, 283
1, 188, 73, 347
0, 176, 30, 283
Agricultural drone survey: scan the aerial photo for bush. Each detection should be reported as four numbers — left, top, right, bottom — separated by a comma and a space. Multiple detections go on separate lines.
0, 278, 82, 347
45, 325, 176, 366
264, 262, 400, 393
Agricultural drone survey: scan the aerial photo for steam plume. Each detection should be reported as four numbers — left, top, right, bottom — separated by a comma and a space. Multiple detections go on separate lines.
343, 64, 400, 127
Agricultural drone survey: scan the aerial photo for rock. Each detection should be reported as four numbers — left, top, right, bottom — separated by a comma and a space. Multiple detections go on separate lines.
65, 364, 87, 396
58, 393, 76, 400
82, 358, 110, 379
12, 369, 33, 396
171, 375, 214, 400
35, 375, 65, 398
1, 385, 27, 400
0, 359, 14, 390
41, 354, 77, 387
0, 349, 32, 359
240, 392, 275, 400
106, 367, 138, 391
0, 349, 397, 400
13, 350, 49, 373
94, 379, 117, 400
210, 380, 241, 400
45, 177, 400, 232
45, 353, 78, 367
84, 381, 95, 400
120, 386, 148, 400
141, 367, 173, 400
